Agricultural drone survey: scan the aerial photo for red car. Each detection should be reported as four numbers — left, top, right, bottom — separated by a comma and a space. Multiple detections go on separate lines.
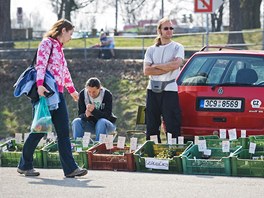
177, 47, 264, 140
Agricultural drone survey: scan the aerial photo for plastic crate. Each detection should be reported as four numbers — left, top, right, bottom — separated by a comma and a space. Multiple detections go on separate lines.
198, 135, 248, 149
87, 143, 135, 171
248, 135, 264, 151
133, 141, 193, 173
0, 139, 43, 168
181, 139, 242, 176
42, 140, 92, 169
231, 149, 264, 177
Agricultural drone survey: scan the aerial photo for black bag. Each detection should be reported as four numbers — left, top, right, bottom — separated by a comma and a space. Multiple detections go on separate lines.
13, 47, 54, 102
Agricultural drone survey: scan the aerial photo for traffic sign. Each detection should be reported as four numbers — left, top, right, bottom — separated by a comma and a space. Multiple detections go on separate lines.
194, 0, 224, 13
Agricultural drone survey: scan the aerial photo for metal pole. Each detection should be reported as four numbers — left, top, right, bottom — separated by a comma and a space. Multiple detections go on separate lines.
161, 0, 164, 18
262, 1, 264, 50
115, 0, 118, 31
206, 13, 209, 49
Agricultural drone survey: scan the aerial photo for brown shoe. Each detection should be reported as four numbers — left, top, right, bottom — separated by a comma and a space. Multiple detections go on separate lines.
17, 168, 40, 176
66, 167, 88, 178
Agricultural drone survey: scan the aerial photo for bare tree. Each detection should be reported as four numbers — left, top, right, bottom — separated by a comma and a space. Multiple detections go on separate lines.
211, 4, 224, 32
228, 0, 246, 48
119, 0, 146, 25
0, 0, 13, 48
50, 0, 95, 21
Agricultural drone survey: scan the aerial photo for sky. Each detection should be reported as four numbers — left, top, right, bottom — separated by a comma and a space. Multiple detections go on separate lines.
11, 0, 121, 31
10, 0, 235, 32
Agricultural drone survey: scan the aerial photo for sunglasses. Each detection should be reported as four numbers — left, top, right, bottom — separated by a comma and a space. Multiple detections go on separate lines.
163, 27, 174, 31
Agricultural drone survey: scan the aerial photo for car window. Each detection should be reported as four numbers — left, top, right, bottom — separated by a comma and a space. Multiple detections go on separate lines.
178, 54, 264, 86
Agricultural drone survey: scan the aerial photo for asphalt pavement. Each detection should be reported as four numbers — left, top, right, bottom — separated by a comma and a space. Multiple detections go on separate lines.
1, 167, 264, 198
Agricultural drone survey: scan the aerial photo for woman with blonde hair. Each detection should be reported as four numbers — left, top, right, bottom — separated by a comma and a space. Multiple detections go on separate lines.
17, 19, 87, 178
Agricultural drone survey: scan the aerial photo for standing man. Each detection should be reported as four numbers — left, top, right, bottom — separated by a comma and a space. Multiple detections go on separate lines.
72, 77, 117, 141
143, 17, 184, 143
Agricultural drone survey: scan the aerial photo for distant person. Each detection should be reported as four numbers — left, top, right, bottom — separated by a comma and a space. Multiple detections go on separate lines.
99, 31, 115, 58
72, 77, 117, 141
143, 17, 184, 143
17, 19, 88, 178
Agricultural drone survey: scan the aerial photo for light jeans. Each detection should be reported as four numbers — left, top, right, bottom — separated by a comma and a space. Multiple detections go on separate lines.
72, 118, 116, 141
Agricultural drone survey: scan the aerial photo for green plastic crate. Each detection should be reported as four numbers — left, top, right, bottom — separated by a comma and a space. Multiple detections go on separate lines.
0, 139, 43, 168
42, 140, 93, 169
198, 135, 248, 149
248, 135, 264, 151
231, 149, 264, 177
181, 139, 242, 176
134, 141, 192, 173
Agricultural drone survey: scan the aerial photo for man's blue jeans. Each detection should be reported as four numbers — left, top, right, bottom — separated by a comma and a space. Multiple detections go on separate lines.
18, 93, 78, 175
72, 118, 116, 141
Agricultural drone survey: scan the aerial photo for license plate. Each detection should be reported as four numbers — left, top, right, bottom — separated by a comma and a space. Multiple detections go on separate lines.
199, 99, 242, 110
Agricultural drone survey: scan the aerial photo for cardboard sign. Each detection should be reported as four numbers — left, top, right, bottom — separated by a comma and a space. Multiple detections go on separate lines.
145, 157, 169, 170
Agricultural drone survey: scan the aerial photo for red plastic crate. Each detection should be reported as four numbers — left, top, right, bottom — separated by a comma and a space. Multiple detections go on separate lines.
87, 143, 135, 171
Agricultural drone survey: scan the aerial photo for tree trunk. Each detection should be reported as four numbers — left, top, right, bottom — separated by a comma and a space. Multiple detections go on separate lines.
228, 0, 246, 49
241, 0, 262, 29
211, 4, 224, 32
0, 0, 14, 48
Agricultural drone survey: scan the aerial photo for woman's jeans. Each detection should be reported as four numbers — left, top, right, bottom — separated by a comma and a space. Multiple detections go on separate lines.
18, 93, 78, 175
72, 118, 116, 141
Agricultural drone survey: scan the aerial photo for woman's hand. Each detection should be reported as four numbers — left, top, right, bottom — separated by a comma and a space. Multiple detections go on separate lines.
70, 91, 79, 102
37, 85, 49, 97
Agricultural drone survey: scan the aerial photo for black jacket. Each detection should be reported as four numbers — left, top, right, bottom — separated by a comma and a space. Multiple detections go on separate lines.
78, 88, 117, 124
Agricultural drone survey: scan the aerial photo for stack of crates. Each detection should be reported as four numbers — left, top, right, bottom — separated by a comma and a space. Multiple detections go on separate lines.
133, 141, 192, 173
0, 139, 43, 168
231, 135, 264, 177
42, 139, 93, 169
181, 137, 243, 176
87, 143, 136, 171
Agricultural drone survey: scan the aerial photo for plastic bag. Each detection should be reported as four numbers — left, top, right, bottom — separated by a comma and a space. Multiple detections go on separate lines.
31, 96, 52, 133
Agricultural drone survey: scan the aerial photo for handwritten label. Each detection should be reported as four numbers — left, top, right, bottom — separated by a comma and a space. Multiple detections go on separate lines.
130, 137, 138, 152
219, 129, 227, 139
222, 140, 230, 152
240, 130, 247, 138
198, 140, 207, 152
172, 138, 177, 144
15, 133, 23, 144
178, 136, 184, 144
228, 128, 237, 140
150, 135, 158, 144
105, 135, 114, 150
167, 133, 172, 145
204, 149, 211, 156
194, 136, 199, 145
145, 158, 169, 170
99, 134, 107, 143
249, 142, 256, 154
117, 136, 126, 149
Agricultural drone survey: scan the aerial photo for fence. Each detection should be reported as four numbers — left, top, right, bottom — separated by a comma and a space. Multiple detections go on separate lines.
1, 29, 263, 60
